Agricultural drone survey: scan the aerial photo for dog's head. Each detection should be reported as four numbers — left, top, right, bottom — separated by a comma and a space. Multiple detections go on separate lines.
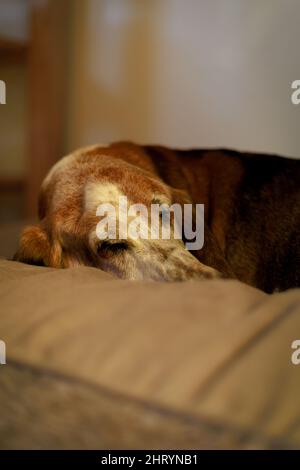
14, 145, 220, 281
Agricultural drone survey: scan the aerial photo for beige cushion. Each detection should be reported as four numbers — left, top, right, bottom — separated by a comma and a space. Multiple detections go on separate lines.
0, 258, 300, 449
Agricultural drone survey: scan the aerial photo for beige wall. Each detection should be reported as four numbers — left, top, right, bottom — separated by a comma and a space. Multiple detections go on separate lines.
67, 0, 300, 158
0, 63, 27, 177
0, 0, 29, 177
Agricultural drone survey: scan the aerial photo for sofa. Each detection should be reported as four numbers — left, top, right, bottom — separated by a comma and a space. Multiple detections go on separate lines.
0, 254, 300, 449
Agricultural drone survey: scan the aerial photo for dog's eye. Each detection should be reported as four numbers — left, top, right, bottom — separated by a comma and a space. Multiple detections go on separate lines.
97, 240, 129, 255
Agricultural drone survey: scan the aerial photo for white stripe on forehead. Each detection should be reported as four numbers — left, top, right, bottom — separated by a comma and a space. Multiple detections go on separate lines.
85, 182, 124, 211
86, 182, 153, 243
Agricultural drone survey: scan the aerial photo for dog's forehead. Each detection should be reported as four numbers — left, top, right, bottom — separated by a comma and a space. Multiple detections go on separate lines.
84, 179, 168, 212
84, 182, 124, 211
40, 147, 170, 222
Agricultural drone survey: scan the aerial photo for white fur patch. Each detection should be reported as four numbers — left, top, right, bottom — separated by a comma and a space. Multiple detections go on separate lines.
84, 182, 123, 211
85, 182, 150, 248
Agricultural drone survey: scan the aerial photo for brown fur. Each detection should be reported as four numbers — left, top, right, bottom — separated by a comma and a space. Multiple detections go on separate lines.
14, 142, 300, 292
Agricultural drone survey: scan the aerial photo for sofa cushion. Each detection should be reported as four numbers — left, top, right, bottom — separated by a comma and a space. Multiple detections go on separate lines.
0, 259, 299, 449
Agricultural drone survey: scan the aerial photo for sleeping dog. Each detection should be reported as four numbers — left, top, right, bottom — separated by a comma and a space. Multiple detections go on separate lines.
14, 142, 300, 292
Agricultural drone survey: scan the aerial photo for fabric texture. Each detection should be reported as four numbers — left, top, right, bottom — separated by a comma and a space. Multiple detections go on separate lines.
0, 258, 300, 449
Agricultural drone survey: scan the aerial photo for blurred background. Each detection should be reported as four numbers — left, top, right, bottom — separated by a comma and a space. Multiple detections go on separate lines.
0, 0, 299, 255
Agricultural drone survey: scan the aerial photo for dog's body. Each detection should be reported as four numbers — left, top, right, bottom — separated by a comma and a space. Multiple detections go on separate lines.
15, 142, 300, 292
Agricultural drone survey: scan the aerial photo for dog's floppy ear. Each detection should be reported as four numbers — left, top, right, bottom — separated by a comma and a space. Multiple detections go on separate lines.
13, 225, 50, 266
